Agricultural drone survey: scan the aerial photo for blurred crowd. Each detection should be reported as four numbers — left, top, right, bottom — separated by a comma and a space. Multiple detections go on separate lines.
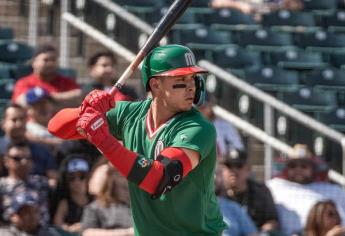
0, 40, 344, 236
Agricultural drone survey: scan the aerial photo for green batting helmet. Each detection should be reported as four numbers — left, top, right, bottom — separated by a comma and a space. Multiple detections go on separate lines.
141, 44, 207, 91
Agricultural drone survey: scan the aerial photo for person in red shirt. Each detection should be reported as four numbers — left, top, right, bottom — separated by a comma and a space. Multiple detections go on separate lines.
12, 44, 82, 108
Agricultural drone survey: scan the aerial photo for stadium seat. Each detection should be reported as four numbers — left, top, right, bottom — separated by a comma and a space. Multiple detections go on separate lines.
295, 31, 345, 53
198, 9, 259, 31
209, 46, 261, 70
329, 52, 345, 68
0, 67, 13, 79
144, 8, 197, 26
171, 26, 232, 50
243, 66, 300, 93
281, 87, 337, 112
0, 27, 14, 41
0, 79, 15, 99
237, 29, 294, 51
11, 64, 32, 80
317, 106, 345, 131
0, 41, 33, 64
322, 11, 345, 32
302, 0, 338, 11
303, 67, 345, 89
268, 49, 327, 70
262, 10, 316, 28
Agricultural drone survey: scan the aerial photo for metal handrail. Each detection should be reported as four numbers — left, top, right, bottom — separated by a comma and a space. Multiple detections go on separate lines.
199, 60, 345, 176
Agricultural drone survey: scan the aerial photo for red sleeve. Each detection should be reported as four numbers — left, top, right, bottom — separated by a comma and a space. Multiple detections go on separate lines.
12, 78, 30, 101
59, 76, 80, 90
114, 91, 134, 102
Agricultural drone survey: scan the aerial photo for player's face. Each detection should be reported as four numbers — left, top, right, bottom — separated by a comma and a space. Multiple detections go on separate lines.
154, 74, 196, 112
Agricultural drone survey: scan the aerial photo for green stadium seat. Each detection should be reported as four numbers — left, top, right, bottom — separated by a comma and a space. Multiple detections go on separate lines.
172, 27, 233, 50
0, 79, 15, 99
0, 41, 33, 64
317, 106, 345, 131
11, 64, 32, 80
303, 67, 345, 89
302, 0, 337, 11
281, 87, 337, 112
0, 67, 13, 79
237, 29, 294, 52
198, 9, 259, 31
0, 27, 14, 40
329, 52, 345, 68
322, 11, 345, 32
144, 8, 197, 26
243, 66, 300, 92
268, 49, 327, 70
262, 10, 316, 28
295, 31, 345, 53
209, 46, 261, 70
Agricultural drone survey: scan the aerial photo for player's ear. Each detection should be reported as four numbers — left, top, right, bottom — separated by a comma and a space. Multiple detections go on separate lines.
149, 77, 160, 91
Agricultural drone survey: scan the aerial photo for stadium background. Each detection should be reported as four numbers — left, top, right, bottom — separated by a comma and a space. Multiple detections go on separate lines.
0, 1, 345, 232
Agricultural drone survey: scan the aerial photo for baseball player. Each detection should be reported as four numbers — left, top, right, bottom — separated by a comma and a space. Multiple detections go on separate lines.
50, 44, 226, 235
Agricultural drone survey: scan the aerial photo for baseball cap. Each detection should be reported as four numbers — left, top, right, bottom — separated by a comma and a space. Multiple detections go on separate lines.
25, 87, 51, 105
67, 158, 89, 173
288, 144, 313, 161
222, 149, 248, 166
8, 191, 38, 215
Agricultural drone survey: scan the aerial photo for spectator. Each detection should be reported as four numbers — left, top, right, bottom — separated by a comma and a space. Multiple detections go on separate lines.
53, 154, 91, 234
0, 190, 59, 236
0, 141, 50, 225
303, 200, 345, 236
198, 94, 244, 155
25, 87, 62, 149
84, 51, 138, 101
81, 158, 133, 236
218, 196, 258, 236
0, 103, 57, 185
218, 148, 279, 234
210, 0, 304, 16
12, 44, 82, 108
267, 144, 345, 235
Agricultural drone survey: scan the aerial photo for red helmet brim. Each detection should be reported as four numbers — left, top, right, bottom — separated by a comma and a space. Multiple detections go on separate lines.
156, 66, 207, 77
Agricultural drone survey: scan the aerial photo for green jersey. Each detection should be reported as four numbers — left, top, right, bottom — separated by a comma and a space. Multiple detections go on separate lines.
106, 99, 226, 236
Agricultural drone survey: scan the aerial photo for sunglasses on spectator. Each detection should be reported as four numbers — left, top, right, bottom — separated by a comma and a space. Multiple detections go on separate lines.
7, 155, 31, 162
287, 161, 312, 169
67, 173, 87, 182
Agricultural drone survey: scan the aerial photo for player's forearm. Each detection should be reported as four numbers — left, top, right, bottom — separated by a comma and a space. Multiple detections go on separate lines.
82, 227, 134, 236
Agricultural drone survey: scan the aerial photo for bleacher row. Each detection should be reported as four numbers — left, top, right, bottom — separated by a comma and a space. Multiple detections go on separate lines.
108, 0, 345, 166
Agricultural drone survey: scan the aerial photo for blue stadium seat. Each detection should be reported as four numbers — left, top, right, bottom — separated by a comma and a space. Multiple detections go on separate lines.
198, 9, 259, 31
0, 41, 33, 64
237, 29, 294, 51
209, 46, 261, 70
268, 49, 327, 70
0, 27, 14, 40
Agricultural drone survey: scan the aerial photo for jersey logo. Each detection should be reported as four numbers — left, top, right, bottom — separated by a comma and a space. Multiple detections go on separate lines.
154, 140, 165, 160
138, 158, 152, 168
180, 134, 188, 142
185, 52, 196, 66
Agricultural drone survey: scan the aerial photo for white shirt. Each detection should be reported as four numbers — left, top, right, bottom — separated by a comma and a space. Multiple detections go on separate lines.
267, 178, 345, 235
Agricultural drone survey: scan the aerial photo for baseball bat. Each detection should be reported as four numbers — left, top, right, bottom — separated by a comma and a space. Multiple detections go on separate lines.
48, 0, 192, 140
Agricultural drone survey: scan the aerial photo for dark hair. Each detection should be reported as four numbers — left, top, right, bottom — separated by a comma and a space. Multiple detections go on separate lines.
33, 44, 56, 58
88, 51, 117, 67
2, 102, 26, 120
6, 140, 30, 155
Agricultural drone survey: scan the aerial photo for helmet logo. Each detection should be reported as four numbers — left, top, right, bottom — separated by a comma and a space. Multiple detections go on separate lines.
184, 53, 196, 66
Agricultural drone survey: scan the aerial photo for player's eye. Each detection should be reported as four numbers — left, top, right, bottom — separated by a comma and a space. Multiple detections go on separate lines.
172, 84, 187, 89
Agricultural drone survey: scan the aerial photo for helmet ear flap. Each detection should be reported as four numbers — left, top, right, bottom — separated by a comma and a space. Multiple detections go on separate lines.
193, 75, 206, 107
